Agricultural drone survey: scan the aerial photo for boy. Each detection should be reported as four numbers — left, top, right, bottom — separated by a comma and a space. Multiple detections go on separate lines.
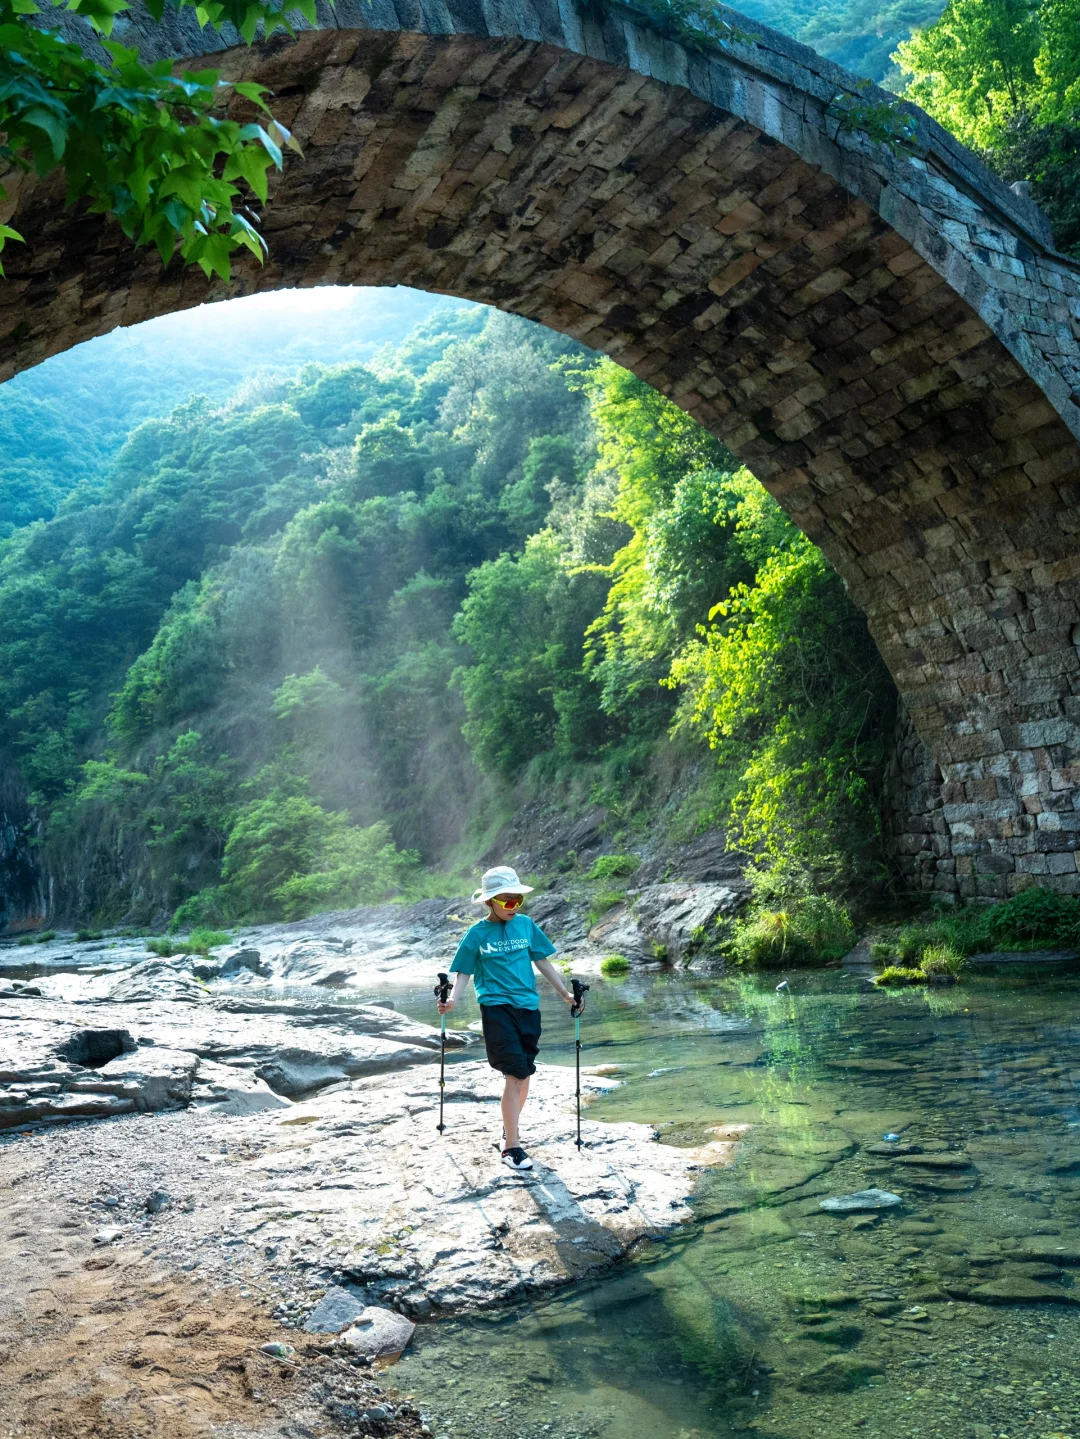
437, 864, 582, 1172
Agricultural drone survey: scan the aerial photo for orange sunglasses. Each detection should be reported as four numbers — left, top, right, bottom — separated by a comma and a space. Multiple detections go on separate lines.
492, 893, 524, 909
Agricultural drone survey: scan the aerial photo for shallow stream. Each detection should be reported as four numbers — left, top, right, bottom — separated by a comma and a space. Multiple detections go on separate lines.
385, 968, 1080, 1439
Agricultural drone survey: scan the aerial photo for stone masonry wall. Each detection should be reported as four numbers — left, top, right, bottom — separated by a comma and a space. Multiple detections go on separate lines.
1, 4, 1080, 894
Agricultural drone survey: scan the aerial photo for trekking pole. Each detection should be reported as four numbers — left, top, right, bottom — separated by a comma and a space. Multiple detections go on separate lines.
434, 972, 451, 1135
570, 977, 590, 1150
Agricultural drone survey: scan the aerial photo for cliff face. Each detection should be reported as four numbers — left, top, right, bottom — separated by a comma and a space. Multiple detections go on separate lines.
0, 764, 47, 933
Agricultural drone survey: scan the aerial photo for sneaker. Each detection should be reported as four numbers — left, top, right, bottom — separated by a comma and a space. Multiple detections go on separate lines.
501, 1146, 533, 1172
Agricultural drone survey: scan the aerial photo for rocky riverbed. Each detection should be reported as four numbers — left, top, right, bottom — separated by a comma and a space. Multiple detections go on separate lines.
0, 930, 742, 1439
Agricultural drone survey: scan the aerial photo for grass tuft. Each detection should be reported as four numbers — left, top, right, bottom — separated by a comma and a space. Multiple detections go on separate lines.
875, 965, 926, 986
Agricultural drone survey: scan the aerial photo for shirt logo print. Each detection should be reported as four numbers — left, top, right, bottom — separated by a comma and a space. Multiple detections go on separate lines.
478, 937, 529, 957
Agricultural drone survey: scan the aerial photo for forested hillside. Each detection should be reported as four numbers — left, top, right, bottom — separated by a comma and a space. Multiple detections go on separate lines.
0, 301, 894, 928
739, 0, 944, 81
0, 288, 469, 538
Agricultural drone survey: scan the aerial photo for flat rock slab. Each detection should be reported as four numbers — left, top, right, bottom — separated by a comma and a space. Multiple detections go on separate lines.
969, 1278, 1079, 1304
20, 1058, 735, 1319
820, 1188, 902, 1213
826, 1060, 909, 1074
966, 949, 1080, 967
1017, 1238, 1080, 1265
890, 1153, 972, 1169
0, 995, 470, 1124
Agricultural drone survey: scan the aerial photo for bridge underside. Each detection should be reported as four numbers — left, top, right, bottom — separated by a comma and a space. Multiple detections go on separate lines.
5, 28, 1080, 897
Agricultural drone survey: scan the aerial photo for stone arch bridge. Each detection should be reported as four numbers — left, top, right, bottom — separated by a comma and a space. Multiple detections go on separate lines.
4, 0, 1080, 899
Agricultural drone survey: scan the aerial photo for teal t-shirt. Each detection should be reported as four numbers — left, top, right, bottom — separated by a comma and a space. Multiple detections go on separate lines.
449, 913, 556, 1010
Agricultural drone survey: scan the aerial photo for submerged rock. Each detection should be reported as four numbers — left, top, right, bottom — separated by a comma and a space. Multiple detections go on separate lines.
1016, 1238, 1080, 1265
890, 1153, 972, 1169
968, 1277, 1079, 1304
966, 948, 1080, 967
820, 1188, 902, 1213
797, 1355, 884, 1392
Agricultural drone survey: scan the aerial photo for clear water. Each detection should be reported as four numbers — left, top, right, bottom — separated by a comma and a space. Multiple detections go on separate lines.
383, 969, 1080, 1439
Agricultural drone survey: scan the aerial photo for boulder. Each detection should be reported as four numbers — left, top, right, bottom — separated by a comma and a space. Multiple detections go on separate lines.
190, 1057, 291, 1114
252, 1040, 437, 1098
79, 1046, 199, 1112
1016, 1238, 1080, 1265
633, 830, 744, 885
219, 948, 267, 980
589, 882, 748, 966
339, 1307, 416, 1360
107, 960, 206, 1004
304, 1284, 370, 1333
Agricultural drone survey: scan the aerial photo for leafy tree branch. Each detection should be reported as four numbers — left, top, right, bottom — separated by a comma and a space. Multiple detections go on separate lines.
0, 0, 306, 280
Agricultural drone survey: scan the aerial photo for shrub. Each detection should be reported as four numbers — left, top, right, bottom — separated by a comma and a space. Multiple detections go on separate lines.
75, 929, 105, 942
869, 942, 892, 964
146, 936, 185, 958
732, 895, 855, 969
587, 889, 626, 926
148, 929, 227, 957
188, 928, 229, 955
985, 887, 1078, 947
16, 935, 34, 946
601, 953, 630, 975
919, 943, 966, 980
33, 930, 58, 944
587, 854, 639, 881
875, 965, 927, 986
895, 924, 933, 963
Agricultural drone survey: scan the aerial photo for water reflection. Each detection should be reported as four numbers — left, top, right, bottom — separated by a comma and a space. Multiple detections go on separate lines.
394, 970, 1080, 1439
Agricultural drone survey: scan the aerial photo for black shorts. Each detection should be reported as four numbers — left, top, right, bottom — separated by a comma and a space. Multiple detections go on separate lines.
480, 1004, 542, 1079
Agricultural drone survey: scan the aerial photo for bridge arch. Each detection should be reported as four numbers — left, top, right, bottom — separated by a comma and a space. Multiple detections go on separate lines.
4, 2, 1080, 898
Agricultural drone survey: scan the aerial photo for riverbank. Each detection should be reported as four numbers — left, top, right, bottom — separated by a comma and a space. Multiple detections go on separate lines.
0, 959, 741, 1439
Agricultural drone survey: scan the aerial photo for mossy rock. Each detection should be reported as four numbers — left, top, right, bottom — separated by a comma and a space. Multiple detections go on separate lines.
802, 1321, 864, 1346
797, 1356, 884, 1393
787, 1290, 859, 1311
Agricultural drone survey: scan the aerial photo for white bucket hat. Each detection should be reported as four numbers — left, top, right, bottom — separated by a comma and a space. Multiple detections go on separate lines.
471, 865, 535, 904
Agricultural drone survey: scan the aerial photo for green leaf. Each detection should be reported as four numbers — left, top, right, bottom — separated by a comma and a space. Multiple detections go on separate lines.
66, 0, 132, 37
223, 141, 273, 201
232, 79, 270, 112
0, 222, 24, 279
21, 104, 69, 159
237, 121, 281, 167
11, 0, 42, 15
192, 230, 234, 282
